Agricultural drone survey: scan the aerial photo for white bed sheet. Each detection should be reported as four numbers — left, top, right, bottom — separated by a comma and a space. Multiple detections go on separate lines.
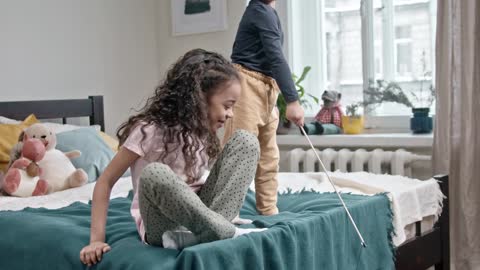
272, 172, 444, 246
0, 177, 132, 211
0, 172, 444, 246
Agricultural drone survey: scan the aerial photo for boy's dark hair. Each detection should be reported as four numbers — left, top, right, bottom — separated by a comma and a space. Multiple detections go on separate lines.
260, 0, 275, 3
117, 49, 239, 182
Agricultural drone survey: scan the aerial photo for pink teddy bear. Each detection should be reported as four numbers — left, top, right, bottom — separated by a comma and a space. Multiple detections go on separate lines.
2, 123, 88, 197
2, 138, 49, 196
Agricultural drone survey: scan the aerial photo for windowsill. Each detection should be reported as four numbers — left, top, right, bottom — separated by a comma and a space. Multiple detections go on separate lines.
277, 133, 433, 148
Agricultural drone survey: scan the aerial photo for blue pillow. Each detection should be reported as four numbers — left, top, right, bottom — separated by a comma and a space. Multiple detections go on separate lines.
56, 127, 129, 182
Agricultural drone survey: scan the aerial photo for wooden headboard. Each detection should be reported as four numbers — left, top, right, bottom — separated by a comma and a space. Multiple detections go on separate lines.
0, 96, 105, 131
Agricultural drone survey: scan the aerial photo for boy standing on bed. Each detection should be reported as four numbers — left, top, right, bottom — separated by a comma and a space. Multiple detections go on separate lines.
223, 0, 304, 216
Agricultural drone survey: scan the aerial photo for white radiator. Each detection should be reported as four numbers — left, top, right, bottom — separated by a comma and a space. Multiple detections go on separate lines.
286, 148, 431, 177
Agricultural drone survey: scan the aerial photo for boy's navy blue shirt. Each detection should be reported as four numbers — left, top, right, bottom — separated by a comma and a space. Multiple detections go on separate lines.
231, 0, 298, 103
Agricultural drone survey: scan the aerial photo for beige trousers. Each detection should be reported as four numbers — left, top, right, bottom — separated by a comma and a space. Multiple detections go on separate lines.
222, 64, 280, 215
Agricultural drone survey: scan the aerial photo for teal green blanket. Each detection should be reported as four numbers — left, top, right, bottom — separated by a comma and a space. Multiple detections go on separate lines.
0, 191, 394, 270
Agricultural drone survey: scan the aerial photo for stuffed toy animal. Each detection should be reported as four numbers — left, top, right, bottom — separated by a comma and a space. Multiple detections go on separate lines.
302, 90, 344, 135
1, 123, 88, 197
2, 138, 49, 197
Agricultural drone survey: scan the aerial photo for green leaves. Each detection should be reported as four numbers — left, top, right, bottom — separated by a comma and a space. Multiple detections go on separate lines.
277, 66, 318, 123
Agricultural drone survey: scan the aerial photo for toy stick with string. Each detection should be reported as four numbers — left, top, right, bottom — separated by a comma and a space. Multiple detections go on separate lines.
300, 126, 367, 248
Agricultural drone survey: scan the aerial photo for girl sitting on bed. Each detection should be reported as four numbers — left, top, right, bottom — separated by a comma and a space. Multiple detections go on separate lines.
80, 48, 266, 266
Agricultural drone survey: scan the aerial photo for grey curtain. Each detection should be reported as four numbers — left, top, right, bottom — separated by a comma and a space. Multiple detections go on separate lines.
432, 0, 480, 269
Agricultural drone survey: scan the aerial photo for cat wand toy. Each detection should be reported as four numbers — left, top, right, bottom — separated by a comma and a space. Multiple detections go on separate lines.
300, 126, 367, 248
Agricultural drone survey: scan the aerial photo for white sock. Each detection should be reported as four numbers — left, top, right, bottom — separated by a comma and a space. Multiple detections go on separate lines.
162, 230, 199, 250
231, 215, 253, 225
233, 227, 268, 238
162, 227, 267, 249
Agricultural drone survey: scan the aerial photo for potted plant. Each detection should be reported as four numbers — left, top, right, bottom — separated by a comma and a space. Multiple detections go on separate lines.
341, 79, 410, 135
361, 78, 435, 133
363, 51, 435, 133
407, 83, 435, 133
276, 66, 319, 134
342, 102, 365, 134
407, 51, 435, 133
342, 79, 414, 134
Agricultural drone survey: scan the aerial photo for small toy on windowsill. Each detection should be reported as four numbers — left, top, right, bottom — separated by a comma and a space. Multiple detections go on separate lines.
301, 90, 343, 135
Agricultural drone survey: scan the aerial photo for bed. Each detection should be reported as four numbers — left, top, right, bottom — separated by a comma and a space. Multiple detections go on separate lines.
0, 96, 450, 270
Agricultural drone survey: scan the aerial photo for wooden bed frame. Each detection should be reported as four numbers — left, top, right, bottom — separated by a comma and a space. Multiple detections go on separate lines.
0, 96, 449, 270
396, 174, 450, 270
0, 96, 105, 131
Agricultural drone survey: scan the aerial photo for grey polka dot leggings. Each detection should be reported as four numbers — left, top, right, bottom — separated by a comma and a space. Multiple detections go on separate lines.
138, 130, 260, 246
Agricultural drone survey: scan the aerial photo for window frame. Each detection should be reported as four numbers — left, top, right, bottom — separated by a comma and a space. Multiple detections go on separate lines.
277, 0, 436, 132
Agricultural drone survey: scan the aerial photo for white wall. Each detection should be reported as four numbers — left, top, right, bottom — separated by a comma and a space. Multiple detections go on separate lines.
0, 0, 160, 135
0, 0, 247, 135
155, 0, 245, 77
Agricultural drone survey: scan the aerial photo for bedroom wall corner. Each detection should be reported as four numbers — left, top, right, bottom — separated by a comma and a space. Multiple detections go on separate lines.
0, 0, 161, 135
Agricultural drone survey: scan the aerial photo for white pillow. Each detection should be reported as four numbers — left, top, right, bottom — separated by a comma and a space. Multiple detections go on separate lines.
0, 116, 21, 124
42, 122, 101, 134
0, 116, 100, 133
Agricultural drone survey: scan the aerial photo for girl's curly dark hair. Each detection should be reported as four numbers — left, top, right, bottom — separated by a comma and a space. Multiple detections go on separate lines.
117, 49, 240, 183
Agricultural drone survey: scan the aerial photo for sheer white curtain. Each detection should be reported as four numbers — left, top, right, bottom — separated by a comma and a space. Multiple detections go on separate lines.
281, 0, 326, 115
432, 1, 480, 269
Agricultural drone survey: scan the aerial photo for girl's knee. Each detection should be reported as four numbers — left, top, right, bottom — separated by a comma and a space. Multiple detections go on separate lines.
232, 130, 259, 154
140, 163, 172, 190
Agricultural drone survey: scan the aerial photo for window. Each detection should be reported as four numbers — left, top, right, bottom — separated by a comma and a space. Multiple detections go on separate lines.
324, 1, 363, 109
395, 25, 413, 77
286, 0, 437, 122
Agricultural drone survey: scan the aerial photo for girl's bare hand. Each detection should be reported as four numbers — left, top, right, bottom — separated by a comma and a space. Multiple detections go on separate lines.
80, 241, 111, 266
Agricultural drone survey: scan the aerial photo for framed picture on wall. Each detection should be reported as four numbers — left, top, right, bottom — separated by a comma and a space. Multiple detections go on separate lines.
171, 0, 228, 36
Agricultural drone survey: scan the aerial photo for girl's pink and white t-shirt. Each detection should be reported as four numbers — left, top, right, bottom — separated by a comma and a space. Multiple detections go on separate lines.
122, 123, 208, 243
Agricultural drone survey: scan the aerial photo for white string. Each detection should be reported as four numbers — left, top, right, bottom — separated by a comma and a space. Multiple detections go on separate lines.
300, 126, 367, 248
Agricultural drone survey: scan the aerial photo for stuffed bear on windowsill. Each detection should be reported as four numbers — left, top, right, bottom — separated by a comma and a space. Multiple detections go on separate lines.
302, 90, 344, 135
